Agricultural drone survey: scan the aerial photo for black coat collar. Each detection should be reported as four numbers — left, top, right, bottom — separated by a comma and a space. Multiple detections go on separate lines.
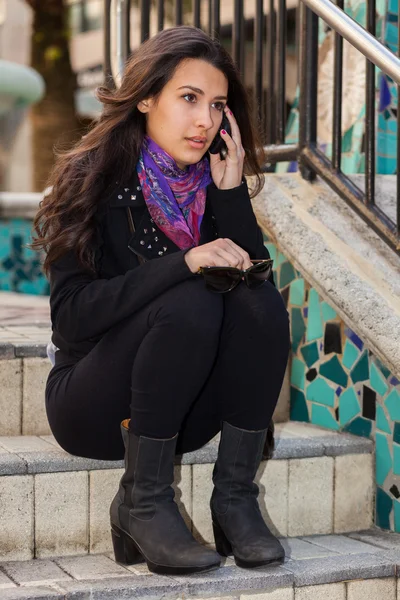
107, 170, 218, 262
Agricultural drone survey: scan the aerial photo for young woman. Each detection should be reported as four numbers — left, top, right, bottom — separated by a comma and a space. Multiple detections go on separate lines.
33, 26, 290, 576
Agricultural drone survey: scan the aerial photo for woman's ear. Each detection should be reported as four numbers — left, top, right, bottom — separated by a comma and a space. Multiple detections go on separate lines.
137, 99, 151, 113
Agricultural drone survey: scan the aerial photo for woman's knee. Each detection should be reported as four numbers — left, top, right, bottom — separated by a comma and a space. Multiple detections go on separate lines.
226, 281, 290, 340
149, 277, 224, 341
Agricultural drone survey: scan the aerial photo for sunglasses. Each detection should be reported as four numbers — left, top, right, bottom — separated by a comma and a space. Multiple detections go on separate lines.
199, 259, 273, 293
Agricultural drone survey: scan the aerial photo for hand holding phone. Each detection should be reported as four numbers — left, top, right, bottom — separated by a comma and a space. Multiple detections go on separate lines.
208, 107, 244, 190
208, 114, 231, 157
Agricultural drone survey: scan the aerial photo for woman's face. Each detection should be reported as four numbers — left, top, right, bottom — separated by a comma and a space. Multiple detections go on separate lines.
138, 58, 228, 169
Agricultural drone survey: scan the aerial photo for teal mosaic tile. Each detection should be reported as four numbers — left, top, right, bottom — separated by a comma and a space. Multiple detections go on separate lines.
276, 251, 287, 267
311, 404, 340, 430
370, 362, 389, 396
291, 308, 306, 353
342, 339, 360, 369
375, 358, 391, 380
343, 416, 373, 438
341, 128, 353, 153
376, 432, 393, 486
291, 356, 305, 390
306, 377, 335, 407
376, 487, 393, 529
395, 500, 400, 533
376, 405, 392, 434
394, 444, 400, 475
300, 341, 319, 367
289, 278, 305, 306
280, 262, 297, 288
290, 387, 309, 422
306, 289, 323, 342
265, 243, 277, 262
321, 301, 337, 323
394, 423, 400, 445
339, 388, 361, 426
320, 355, 348, 387
385, 388, 400, 422
350, 350, 370, 384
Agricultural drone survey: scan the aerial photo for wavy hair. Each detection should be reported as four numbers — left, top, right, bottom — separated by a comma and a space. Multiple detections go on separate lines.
32, 26, 266, 274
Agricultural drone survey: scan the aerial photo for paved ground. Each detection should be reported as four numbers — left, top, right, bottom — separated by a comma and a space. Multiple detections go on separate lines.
0, 291, 50, 346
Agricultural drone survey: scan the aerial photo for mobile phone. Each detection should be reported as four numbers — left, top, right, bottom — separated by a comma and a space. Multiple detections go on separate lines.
208, 114, 231, 157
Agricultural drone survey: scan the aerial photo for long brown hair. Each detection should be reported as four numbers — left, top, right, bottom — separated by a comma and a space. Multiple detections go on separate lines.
32, 26, 265, 274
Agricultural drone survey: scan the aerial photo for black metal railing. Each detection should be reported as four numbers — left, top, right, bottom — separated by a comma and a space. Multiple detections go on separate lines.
104, 0, 400, 255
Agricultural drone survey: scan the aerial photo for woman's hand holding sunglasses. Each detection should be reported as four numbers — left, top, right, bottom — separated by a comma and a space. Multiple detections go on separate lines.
199, 259, 273, 293
209, 106, 245, 191
184, 238, 252, 274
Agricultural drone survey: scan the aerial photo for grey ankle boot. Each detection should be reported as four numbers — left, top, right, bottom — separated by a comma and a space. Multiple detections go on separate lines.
110, 420, 221, 575
210, 421, 285, 568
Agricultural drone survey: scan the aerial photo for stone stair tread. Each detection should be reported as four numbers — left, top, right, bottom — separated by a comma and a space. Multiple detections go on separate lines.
0, 531, 398, 599
0, 422, 373, 476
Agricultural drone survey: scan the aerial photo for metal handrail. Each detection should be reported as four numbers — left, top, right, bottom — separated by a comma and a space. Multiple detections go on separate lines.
301, 0, 400, 84
104, 0, 130, 88
296, 0, 400, 252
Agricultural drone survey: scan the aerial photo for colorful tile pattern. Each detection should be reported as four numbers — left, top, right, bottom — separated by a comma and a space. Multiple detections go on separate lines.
0, 219, 48, 295
264, 233, 400, 534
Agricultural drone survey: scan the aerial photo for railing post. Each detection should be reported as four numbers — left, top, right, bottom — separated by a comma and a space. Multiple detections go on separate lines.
398, 0, 400, 239
365, 0, 376, 208
332, 0, 344, 172
276, 0, 287, 144
254, 0, 264, 131
298, 2, 317, 181
266, 0, 276, 145
103, 0, 115, 87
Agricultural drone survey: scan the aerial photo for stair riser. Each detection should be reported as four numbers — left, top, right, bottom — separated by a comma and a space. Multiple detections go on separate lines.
0, 358, 51, 437
0, 454, 373, 561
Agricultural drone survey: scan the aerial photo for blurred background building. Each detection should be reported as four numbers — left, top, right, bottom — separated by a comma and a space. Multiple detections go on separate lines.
0, 0, 298, 193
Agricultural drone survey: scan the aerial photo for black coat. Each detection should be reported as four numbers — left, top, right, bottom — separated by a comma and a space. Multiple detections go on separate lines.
49, 171, 274, 359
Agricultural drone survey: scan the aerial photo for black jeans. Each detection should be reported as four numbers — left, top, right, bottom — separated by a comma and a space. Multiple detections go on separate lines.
46, 277, 290, 461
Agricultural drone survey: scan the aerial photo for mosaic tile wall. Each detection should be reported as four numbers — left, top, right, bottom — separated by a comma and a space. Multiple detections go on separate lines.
264, 233, 400, 533
0, 219, 48, 295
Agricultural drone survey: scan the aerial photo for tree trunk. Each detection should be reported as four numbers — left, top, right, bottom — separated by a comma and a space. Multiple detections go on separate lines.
27, 0, 82, 191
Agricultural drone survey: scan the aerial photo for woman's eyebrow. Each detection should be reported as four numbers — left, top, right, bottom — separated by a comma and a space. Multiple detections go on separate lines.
177, 85, 227, 100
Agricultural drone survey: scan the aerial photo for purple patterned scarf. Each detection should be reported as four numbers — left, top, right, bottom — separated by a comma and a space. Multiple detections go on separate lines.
136, 136, 212, 250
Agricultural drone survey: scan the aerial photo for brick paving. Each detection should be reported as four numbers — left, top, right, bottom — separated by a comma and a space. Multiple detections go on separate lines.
0, 292, 50, 354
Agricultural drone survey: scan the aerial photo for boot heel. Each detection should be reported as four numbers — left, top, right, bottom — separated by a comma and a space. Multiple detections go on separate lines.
212, 520, 232, 557
111, 525, 144, 565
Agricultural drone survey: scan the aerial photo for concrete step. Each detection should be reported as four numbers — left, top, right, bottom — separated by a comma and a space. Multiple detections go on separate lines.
0, 422, 374, 561
0, 529, 399, 600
